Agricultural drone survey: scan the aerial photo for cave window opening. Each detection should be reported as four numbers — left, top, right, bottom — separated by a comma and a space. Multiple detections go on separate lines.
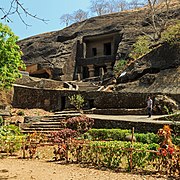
92, 48, 97, 56
104, 43, 111, 55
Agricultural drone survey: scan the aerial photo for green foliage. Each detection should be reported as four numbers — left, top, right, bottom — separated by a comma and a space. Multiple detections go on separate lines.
135, 132, 159, 144
68, 94, 84, 111
0, 116, 3, 126
16, 110, 25, 116
85, 128, 179, 146
0, 125, 25, 154
85, 129, 131, 141
68, 140, 159, 170
113, 60, 127, 76
161, 21, 180, 45
129, 36, 152, 59
0, 124, 22, 136
0, 23, 25, 89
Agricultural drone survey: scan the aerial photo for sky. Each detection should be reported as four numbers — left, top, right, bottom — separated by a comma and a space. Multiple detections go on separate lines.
0, 0, 91, 40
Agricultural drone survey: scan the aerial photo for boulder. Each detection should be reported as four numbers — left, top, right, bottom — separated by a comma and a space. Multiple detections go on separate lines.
154, 95, 179, 114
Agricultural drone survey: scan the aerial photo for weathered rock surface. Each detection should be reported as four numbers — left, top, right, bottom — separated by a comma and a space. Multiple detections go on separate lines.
116, 43, 180, 94
11, 3, 180, 114
18, 5, 180, 81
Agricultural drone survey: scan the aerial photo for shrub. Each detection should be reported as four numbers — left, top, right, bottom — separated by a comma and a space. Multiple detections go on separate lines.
129, 36, 152, 60
161, 21, 180, 45
68, 94, 84, 111
85, 129, 180, 145
68, 140, 159, 170
16, 110, 25, 116
50, 128, 78, 144
66, 115, 94, 133
113, 60, 127, 76
0, 125, 25, 154
85, 129, 131, 141
134, 133, 159, 144
0, 124, 22, 136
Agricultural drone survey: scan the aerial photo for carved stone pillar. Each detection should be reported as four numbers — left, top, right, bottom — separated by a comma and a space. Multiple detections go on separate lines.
105, 63, 112, 74
87, 64, 94, 77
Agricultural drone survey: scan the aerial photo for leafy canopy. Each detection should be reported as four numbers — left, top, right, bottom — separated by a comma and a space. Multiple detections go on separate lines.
0, 23, 25, 89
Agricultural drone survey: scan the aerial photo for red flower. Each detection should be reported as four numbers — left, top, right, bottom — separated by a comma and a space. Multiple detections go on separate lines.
168, 146, 174, 155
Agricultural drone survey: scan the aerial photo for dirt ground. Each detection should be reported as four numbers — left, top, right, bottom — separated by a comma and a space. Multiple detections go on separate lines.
0, 157, 169, 180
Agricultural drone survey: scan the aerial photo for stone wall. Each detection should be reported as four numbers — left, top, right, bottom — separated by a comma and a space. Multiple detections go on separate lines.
12, 85, 180, 112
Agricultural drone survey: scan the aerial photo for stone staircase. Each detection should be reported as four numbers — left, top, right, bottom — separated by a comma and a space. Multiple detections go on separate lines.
20, 111, 81, 134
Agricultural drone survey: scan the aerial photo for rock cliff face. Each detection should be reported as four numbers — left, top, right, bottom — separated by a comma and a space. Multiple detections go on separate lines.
116, 43, 180, 94
18, 5, 180, 81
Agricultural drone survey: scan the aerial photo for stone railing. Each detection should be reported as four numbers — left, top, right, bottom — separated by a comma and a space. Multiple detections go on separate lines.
77, 55, 115, 66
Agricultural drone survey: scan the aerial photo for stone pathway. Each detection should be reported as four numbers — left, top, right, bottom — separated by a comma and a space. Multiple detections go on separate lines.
86, 114, 178, 124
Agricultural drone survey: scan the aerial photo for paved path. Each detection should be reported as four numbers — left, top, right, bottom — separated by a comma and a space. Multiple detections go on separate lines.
86, 114, 180, 125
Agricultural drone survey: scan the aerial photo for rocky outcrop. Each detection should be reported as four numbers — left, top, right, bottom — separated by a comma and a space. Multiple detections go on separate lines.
11, 3, 180, 115
116, 43, 180, 94
18, 5, 180, 81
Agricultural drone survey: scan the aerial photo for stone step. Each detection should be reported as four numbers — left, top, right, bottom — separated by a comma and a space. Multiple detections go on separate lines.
28, 124, 64, 128
21, 113, 82, 134
54, 110, 80, 114
24, 115, 66, 123
29, 122, 63, 126
21, 127, 63, 132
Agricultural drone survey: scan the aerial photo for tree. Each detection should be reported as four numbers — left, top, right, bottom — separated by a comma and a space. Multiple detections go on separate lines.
129, 0, 145, 10
142, 0, 180, 41
116, 0, 128, 11
72, 9, 88, 23
0, 0, 48, 26
90, 0, 109, 16
60, 14, 73, 27
0, 23, 25, 89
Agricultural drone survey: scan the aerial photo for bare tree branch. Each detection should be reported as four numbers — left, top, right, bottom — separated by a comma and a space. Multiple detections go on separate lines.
0, 0, 49, 27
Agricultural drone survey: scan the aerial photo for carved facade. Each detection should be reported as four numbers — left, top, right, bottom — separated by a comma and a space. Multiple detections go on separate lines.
75, 32, 121, 80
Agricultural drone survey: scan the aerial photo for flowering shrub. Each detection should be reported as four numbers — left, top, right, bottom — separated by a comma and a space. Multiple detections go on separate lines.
66, 115, 94, 133
50, 128, 78, 144
155, 125, 180, 176
49, 115, 94, 161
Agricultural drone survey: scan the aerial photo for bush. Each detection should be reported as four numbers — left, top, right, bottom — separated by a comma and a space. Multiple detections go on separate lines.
69, 140, 159, 169
66, 115, 94, 133
113, 60, 127, 76
85, 129, 131, 141
129, 36, 152, 60
134, 132, 159, 144
0, 125, 25, 154
85, 129, 179, 146
161, 21, 180, 45
0, 124, 22, 136
68, 94, 84, 111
